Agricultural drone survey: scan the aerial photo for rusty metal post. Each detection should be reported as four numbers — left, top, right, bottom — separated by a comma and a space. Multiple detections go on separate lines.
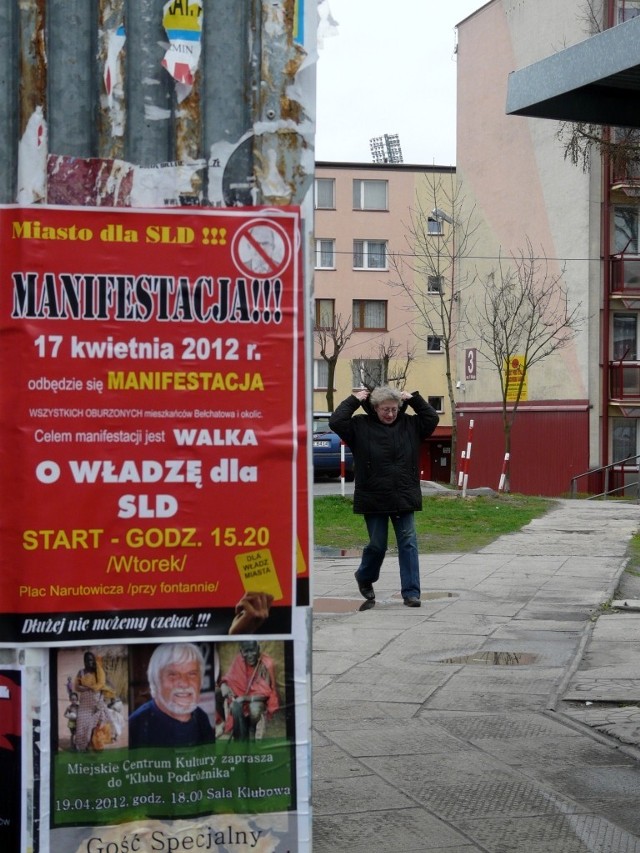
18, 0, 46, 136
254, 0, 311, 205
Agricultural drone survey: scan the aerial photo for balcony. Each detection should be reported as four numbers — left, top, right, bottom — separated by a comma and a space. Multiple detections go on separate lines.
611, 256, 640, 293
610, 361, 640, 399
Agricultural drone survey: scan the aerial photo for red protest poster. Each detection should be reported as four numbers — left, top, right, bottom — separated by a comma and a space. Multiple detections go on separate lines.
0, 205, 302, 644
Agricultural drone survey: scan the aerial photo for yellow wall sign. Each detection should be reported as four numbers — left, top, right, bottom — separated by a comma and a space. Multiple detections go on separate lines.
505, 355, 527, 402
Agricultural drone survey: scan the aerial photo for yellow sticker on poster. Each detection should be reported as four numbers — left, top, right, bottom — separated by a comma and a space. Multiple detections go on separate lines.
235, 549, 283, 601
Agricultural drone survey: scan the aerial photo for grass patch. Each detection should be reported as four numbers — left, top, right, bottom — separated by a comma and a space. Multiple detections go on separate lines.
625, 533, 640, 575
313, 493, 552, 552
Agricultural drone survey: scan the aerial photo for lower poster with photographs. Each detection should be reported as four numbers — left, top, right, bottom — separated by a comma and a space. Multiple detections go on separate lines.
48, 640, 299, 851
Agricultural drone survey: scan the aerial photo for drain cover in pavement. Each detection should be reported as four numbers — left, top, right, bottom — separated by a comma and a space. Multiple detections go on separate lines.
440, 651, 538, 666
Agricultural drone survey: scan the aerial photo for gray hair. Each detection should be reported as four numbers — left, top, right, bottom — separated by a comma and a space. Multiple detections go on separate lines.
147, 643, 205, 698
370, 386, 402, 408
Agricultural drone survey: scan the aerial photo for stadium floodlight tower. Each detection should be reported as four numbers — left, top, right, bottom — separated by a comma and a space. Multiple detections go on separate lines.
370, 133, 404, 164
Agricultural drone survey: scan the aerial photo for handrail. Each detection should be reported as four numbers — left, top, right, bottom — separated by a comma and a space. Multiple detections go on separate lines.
570, 454, 640, 501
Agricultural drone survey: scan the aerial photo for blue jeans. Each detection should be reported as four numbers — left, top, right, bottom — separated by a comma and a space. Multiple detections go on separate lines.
356, 512, 421, 599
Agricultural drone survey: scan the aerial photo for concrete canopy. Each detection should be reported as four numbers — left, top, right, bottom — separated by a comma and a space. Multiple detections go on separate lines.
506, 15, 640, 127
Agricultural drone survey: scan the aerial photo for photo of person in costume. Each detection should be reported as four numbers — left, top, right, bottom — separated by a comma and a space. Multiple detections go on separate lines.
54, 647, 127, 752
216, 641, 281, 741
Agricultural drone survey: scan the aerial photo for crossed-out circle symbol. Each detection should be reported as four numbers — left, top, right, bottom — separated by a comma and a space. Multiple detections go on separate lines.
231, 219, 292, 278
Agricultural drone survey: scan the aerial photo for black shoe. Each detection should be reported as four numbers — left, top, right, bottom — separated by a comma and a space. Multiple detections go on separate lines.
403, 596, 421, 607
355, 571, 375, 601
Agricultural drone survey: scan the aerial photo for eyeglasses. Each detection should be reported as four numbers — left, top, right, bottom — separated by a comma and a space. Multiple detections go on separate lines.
379, 407, 398, 414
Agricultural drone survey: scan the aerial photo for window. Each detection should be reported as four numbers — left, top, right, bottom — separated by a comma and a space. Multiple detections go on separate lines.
314, 358, 329, 390
353, 239, 387, 269
613, 129, 640, 181
315, 239, 335, 269
618, 0, 640, 23
612, 417, 638, 462
427, 217, 443, 236
315, 299, 335, 329
613, 313, 638, 360
352, 300, 387, 330
353, 179, 388, 210
614, 206, 639, 254
427, 335, 443, 353
315, 178, 335, 209
427, 275, 443, 294
428, 396, 444, 413
351, 359, 383, 388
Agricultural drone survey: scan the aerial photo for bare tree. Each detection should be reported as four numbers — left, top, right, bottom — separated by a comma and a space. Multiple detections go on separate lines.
557, 1, 640, 175
470, 238, 584, 491
558, 123, 640, 175
379, 339, 416, 389
387, 172, 478, 484
315, 313, 352, 412
357, 338, 416, 390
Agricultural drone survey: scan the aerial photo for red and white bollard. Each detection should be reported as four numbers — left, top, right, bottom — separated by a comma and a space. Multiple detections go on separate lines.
498, 453, 510, 492
457, 451, 466, 489
340, 441, 346, 496
461, 419, 474, 497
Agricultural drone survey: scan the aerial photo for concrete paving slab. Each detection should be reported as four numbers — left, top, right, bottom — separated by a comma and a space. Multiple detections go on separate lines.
563, 679, 640, 702
413, 778, 582, 819
422, 689, 551, 712
312, 807, 472, 853
497, 619, 586, 633
314, 677, 444, 705
313, 773, 414, 814
522, 764, 640, 805
312, 499, 640, 852
313, 700, 422, 724
362, 750, 517, 789
322, 722, 464, 758
440, 668, 561, 693
312, 742, 372, 779
467, 735, 637, 770
420, 710, 584, 741
562, 706, 640, 746
455, 813, 640, 853
425, 613, 513, 634
590, 613, 640, 640
312, 649, 368, 675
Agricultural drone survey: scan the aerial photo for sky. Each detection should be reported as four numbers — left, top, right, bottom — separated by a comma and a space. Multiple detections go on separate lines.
315, 0, 488, 166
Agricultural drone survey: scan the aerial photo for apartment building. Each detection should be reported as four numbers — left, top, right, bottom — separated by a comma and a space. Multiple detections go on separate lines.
313, 162, 455, 482
454, 0, 640, 496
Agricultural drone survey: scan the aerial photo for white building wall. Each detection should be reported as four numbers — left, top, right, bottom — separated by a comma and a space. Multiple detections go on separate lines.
313, 163, 454, 419
456, 0, 603, 463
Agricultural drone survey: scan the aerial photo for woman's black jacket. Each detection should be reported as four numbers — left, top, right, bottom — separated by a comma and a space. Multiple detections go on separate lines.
329, 392, 439, 515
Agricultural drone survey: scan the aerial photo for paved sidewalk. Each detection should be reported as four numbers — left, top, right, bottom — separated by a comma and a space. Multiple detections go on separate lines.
312, 499, 640, 852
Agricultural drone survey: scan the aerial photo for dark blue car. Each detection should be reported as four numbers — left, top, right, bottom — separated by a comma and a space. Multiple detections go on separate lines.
312, 413, 354, 480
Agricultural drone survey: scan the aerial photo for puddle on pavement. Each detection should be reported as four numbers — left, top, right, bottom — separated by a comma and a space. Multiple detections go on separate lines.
440, 651, 538, 666
314, 591, 458, 613
314, 547, 363, 558
314, 598, 376, 613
